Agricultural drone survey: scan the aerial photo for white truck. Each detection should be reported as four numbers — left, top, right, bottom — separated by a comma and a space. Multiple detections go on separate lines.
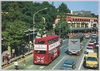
68, 36, 83, 55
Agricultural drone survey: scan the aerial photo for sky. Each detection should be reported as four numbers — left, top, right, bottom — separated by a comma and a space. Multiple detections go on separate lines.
34, 1, 98, 15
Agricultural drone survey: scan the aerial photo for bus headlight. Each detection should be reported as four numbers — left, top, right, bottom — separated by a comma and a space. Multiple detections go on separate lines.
37, 56, 40, 59
41, 60, 44, 63
41, 57, 44, 59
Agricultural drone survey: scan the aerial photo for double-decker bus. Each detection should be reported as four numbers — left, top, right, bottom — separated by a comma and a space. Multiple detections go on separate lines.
34, 35, 60, 65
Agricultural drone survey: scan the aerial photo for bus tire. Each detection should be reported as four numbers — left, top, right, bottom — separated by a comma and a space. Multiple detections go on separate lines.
58, 52, 59, 56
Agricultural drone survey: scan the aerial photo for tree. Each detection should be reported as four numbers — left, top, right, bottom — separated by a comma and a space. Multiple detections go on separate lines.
2, 2, 28, 54
58, 2, 70, 13
34, 1, 57, 36
91, 13, 96, 17
91, 13, 98, 18
54, 21, 69, 37
2, 20, 27, 54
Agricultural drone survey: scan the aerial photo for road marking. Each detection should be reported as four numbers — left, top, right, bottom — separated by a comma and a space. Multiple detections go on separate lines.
78, 39, 90, 70
78, 54, 85, 70
52, 56, 65, 70
39, 66, 45, 70
27, 65, 34, 68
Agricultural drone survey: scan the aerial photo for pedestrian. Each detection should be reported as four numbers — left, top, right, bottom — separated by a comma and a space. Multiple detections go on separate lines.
6, 56, 9, 65
11, 53, 13, 59
14, 60, 18, 70
22, 54, 25, 63
4, 53, 8, 61
2, 56, 4, 62
8, 55, 11, 64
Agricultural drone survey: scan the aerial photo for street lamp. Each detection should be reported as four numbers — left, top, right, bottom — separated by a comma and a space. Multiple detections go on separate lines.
33, 7, 48, 44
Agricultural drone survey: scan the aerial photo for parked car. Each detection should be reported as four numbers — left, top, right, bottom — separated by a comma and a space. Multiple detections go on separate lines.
61, 60, 76, 70
88, 40, 94, 45
85, 52, 98, 68
91, 38, 96, 44
88, 44, 95, 48
91, 34, 97, 39
86, 46, 95, 52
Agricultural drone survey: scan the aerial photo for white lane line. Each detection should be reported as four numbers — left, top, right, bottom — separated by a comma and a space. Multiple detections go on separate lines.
52, 56, 65, 70
78, 54, 85, 70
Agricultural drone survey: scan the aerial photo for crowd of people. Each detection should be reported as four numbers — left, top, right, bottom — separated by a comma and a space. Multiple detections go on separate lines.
2, 53, 14, 65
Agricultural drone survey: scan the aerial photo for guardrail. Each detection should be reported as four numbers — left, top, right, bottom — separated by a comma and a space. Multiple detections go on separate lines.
2, 51, 33, 68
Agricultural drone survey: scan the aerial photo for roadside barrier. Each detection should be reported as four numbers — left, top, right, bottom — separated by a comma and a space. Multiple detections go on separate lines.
2, 51, 33, 69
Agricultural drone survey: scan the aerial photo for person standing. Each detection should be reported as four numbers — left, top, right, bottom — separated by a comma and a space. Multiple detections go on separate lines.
6, 56, 9, 65
8, 55, 11, 64
2, 56, 4, 62
14, 60, 18, 70
22, 54, 25, 66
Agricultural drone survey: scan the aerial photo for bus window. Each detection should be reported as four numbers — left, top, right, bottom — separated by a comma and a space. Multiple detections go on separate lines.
37, 41, 45, 44
36, 51, 46, 54
49, 50, 54, 55
48, 38, 58, 44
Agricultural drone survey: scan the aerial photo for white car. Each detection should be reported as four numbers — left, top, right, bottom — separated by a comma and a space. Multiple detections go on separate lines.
88, 40, 94, 45
86, 47, 94, 52
85, 34, 90, 38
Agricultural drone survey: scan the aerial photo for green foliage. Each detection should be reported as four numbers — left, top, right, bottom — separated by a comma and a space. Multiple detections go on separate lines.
2, 1, 57, 50
54, 21, 69, 37
58, 2, 70, 13
91, 13, 98, 18
2, 20, 27, 48
35, 1, 57, 31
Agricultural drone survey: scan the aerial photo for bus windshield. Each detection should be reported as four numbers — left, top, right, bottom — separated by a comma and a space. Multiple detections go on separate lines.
36, 51, 46, 54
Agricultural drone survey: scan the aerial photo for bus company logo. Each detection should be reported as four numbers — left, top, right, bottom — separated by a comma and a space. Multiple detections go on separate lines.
71, 41, 77, 44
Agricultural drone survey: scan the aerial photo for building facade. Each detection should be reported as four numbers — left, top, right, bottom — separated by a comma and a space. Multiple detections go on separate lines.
66, 16, 98, 28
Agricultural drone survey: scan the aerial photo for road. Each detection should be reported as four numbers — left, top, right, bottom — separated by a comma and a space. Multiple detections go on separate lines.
2, 38, 99, 70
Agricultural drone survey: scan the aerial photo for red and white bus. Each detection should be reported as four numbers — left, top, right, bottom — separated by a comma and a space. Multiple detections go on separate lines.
34, 35, 60, 65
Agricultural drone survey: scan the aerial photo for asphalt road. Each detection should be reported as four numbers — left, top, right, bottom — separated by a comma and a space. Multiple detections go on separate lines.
2, 38, 99, 70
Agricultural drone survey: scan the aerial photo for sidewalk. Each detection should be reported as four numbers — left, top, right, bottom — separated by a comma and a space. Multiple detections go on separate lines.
1, 50, 33, 68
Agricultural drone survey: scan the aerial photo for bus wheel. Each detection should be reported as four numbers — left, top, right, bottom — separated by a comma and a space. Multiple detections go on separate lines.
58, 52, 59, 56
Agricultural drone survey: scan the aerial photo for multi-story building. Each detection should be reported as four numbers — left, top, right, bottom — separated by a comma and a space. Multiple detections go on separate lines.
66, 16, 98, 32
66, 16, 98, 28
